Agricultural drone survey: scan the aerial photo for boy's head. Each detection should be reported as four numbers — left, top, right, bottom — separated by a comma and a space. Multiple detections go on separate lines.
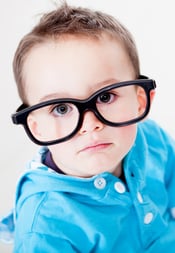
13, 1, 140, 104
12, 2, 156, 177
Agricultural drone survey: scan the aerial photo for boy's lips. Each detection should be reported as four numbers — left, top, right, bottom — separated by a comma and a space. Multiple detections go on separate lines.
79, 142, 112, 153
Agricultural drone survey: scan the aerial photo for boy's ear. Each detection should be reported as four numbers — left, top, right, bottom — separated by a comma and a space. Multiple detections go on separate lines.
142, 89, 156, 122
150, 89, 156, 104
137, 87, 156, 122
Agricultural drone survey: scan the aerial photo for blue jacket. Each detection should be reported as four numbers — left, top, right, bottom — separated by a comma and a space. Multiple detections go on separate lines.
13, 119, 175, 252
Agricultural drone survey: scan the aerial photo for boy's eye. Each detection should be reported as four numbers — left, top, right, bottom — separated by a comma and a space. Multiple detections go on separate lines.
97, 92, 115, 103
52, 103, 72, 116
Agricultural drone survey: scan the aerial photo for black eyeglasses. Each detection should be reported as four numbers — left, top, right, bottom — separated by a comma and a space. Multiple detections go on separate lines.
12, 76, 156, 146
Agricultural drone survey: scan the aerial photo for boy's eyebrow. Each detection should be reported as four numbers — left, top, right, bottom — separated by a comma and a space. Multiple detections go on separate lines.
39, 92, 70, 102
39, 78, 120, 102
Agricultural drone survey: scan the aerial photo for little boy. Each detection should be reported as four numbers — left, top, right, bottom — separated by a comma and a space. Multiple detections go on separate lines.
9, 1, 175, 252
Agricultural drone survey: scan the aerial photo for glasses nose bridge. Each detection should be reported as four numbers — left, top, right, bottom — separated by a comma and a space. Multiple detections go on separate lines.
78, 97, 98, 118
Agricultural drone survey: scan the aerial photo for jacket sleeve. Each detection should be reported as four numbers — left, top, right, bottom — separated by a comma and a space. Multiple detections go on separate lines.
13, 232, 78, 253
162, 128, 175, 215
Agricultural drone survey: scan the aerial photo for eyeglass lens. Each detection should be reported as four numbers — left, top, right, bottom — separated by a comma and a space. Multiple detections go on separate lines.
26, 84, 147, 143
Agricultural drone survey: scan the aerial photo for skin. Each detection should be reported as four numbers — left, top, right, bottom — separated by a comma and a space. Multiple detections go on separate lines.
23, 34, 154, 178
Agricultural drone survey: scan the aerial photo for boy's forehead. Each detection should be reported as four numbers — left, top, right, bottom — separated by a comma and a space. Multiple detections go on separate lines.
23, 34, 135, 104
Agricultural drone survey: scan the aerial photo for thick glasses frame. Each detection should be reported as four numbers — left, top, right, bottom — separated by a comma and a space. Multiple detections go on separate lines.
12, 76, 156, 146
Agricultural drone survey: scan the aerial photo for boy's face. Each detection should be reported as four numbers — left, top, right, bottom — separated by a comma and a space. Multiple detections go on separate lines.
23, 34, 140, 178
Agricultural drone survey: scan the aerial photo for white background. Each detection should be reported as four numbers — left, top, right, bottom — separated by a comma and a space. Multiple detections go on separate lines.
0, 0, 175, 252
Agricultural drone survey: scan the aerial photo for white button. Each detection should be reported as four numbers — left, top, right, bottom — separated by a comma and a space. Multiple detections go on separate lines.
144, 212, 153, 224
94, 177, 106, 189
114, 182, 126, 193
170, 207, 175, 218
137, 192, 143, 203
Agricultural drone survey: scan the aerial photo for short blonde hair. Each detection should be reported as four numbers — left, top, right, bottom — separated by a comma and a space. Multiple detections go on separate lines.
13, 1, 140, 103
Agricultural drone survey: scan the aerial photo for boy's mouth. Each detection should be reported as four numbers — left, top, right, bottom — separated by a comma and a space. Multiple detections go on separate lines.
79, 142, 112, 153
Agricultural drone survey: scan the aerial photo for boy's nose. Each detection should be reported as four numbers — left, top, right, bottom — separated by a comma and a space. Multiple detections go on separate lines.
78, 111, 104, 135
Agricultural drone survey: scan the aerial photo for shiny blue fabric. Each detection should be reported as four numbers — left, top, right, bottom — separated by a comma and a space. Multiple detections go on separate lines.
0, 211, 14, 244
8, 119, 175, 252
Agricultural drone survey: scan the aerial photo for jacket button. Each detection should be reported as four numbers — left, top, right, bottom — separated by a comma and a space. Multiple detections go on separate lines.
144, 212, 153, 224
170, 207, 175, 218
137, 192, 143, 203
94, 177, 106, 189
114, 182, 126, 193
